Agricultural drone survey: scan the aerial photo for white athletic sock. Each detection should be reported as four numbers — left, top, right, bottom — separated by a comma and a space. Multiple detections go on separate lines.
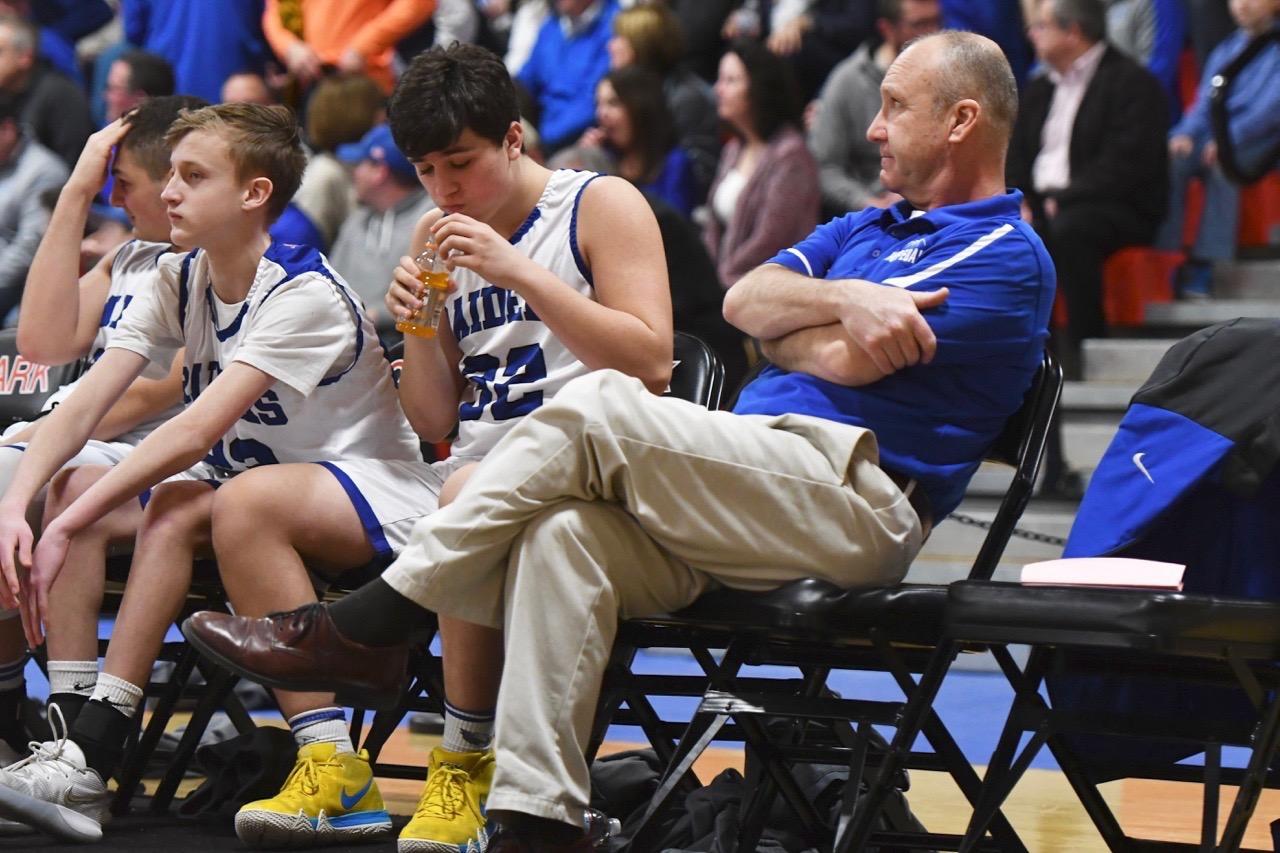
441, 700, 494, 753
89, 673, 144, 719
288, 707, 353, 753
48, 660, 98, 698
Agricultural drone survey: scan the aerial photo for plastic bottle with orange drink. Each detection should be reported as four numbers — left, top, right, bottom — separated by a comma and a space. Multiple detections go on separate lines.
396, 243, 450, 338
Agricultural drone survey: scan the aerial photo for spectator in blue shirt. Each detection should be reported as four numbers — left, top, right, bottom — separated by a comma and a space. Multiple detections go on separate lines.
942, 0, 1034, 84
517, 0, 618, 154
180, 31, 1053, 853
9, 0, 112, 83
122, 0, 269, 105
1155, 0, 1280, 298
1105, 0, 1187, 118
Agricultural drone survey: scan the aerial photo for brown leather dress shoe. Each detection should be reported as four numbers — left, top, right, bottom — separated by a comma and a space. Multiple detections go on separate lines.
182, 605, 409, 709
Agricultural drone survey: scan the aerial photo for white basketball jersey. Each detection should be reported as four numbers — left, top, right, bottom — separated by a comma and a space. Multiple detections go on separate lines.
446, 169, 601, 458
108, 242, 421, 472
42, 239, 186, 445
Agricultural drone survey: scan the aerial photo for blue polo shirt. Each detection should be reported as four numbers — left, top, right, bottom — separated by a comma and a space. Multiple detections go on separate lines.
733, 190, 1054, 519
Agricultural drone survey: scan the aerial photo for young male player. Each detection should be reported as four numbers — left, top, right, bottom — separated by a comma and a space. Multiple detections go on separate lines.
200, 42, 673, 851
0, 102, 442, 845
0, 96, 204, 765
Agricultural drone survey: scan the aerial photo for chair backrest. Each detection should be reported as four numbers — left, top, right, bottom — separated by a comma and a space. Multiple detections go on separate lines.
383, 340, 405, 388
0, 329, 85, 431
969, 350, 1063, 581
667, 331, 725, 409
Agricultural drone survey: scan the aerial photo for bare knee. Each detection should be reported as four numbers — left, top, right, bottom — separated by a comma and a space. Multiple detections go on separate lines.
44, 465, 112, 530
209, 470, 280, 555
138, 481, 214, 549
438, 463, 479, 508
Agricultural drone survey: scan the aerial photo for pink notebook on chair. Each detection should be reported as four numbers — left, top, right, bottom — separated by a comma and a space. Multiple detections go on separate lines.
1019, 557, 1185, 590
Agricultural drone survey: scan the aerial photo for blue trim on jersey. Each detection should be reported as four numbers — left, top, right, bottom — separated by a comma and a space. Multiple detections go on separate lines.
318, 285, 366, 387
205, 287, 251, 341
569, 175, 602, 286
178, 250, 199, 330
316, 462, 392, 556
138, 488, 152, 510
257, 242, 365, 386
509, 207, 541, 246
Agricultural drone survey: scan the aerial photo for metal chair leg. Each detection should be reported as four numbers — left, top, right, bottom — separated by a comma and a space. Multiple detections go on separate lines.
151, 665, 238, 813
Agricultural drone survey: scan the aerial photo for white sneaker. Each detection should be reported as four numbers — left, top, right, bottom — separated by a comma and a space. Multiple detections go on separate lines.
0, 741, 23, 769
0, 704, 107, 843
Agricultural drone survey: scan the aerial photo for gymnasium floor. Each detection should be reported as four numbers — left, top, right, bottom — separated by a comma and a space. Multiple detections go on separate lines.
7, 646, 1280, 851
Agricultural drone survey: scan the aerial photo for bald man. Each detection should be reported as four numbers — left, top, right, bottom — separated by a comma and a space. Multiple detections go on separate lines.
186, 31, 1056, 853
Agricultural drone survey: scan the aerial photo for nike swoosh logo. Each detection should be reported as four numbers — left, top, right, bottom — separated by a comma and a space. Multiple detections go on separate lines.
1132, 452, 1154, 484
340, 777, 374, 810
64, 788, 106, 807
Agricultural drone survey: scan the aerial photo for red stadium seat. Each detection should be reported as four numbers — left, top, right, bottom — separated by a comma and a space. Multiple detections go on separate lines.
1239, 171, 1280, 248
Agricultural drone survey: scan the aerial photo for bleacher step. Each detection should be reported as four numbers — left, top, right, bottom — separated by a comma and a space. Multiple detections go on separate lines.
1061, 381, 1136, 411
1214, 259, 1280, 299
1082, 338, 1175, 383
1062, 420, 1116, 474
963, 413, 1114, 497
1145, 300, 1280, 326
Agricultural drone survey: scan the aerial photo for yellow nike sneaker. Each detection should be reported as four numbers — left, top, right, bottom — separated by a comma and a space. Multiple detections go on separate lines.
398, 747, 495, 853
235, 742, 392, 849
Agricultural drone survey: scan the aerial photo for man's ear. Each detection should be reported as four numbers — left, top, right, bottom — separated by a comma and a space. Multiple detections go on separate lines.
949, 100, 980, 142
505, 120, 524, 160
243, 176, 274, 214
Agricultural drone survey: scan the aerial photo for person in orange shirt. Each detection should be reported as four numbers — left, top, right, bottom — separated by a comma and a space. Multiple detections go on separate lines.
262, 0, 436, 94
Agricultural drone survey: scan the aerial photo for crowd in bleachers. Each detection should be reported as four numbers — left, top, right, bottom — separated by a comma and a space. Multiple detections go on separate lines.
0, 1, 1275, 850
0, 1, 1277, 386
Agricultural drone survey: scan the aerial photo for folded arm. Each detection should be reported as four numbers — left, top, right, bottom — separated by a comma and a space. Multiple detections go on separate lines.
725, 263, 948, 379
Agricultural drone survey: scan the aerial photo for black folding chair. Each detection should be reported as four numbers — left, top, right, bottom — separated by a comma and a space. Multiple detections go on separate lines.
107, 560, 255, 814
596, 351, 1062, 853
923, 582, 1280, 853
348, 333, 727, 778
0, 328, 84, 430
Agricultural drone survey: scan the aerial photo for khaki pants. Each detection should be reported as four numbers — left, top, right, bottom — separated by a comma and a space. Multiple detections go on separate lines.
382, 370, 923, 825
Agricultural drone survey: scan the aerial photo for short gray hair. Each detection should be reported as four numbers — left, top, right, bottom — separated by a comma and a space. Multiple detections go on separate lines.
0, 13, 35, 55
910, 30, 1019, 140
1048, 0, 1107, 43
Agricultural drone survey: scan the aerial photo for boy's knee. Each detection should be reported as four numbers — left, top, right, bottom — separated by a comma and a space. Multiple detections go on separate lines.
140, 481, 213, 540
209, 472, 278, 548
46, 465, 111, 518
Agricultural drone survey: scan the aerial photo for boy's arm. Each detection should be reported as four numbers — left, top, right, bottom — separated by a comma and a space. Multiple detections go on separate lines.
390, 211, 467, 442
433, 177, 674, 393
0, 348, 146, 606
89, 350, 185, 441
19, 119, 132, 365
22, 362, 276, 642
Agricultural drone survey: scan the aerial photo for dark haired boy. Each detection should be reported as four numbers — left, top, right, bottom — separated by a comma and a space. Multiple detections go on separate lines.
0, 102, 444, 845
0, 95, 205, 768
197, 41, 673, 851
